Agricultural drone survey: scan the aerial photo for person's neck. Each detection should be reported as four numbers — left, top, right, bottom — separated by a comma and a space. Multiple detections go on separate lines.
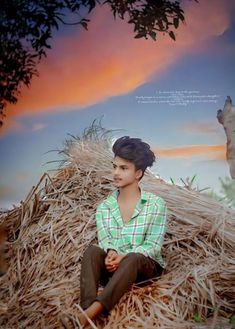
118, 183, 141, 202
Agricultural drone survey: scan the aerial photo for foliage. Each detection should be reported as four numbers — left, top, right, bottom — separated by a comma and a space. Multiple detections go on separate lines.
170, 174, 235, 209
170, 174, 210, 193
0, 0, 198, 125
230, 315, 235, 329
192, 313, 202, 323
206, 176, 235, 209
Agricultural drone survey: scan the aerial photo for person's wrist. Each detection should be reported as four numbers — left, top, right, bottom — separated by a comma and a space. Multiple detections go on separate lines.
107, 248, 117, 254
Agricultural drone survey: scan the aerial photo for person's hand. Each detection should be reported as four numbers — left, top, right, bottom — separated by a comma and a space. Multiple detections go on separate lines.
106, 249, 117, 262
105, 250, 118, 272
105, 252, 125, 272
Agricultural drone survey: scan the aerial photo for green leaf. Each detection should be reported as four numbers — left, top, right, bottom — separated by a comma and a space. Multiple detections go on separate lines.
192, 313, 202, 323
87, 0, 96, 13
134, 31, 146, 39
229, 315, 235, 324
173, 17, 179, 29
169, 31, 176, 41
178, 10, 185, 21
149, 31, 156, 41
190, 174, 197, 184
80, 21, 88, 30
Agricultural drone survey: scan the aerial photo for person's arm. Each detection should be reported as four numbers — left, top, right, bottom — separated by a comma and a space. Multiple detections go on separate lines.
95, 204, 118, 253
132, 198, 167, 259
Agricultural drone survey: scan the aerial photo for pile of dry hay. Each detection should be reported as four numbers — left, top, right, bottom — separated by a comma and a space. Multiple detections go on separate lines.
0, 132, 235, 329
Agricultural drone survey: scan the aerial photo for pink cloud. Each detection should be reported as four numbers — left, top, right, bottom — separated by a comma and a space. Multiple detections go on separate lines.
4, 0, 233, 130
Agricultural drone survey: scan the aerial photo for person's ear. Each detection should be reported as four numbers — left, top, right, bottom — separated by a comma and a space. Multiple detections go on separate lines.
135, 169, 143, 180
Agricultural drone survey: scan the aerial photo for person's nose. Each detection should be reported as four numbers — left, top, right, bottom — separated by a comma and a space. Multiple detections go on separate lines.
113, 167, 120, 176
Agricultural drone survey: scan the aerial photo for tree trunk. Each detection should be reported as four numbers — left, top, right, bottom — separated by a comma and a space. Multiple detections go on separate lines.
217, 96, 235, 179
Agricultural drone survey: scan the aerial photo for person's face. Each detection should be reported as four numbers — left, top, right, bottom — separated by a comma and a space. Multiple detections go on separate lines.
112, 156, 143, 188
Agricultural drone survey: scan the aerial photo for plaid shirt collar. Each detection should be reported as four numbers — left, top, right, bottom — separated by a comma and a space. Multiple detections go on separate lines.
104, 188, 148, 225
105, 188, 148, 206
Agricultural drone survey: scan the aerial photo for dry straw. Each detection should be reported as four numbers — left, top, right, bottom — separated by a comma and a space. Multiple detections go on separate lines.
0, 123, 235, 329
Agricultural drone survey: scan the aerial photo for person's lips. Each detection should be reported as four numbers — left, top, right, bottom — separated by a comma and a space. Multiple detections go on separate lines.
114, 177, 121, 182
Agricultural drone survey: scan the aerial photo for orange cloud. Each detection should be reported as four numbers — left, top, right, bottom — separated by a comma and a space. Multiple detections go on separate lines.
0, 185, 14, 199
153, 144, 226, 161
179, 121, 222, 135
4, 0, 233, 129
15, 171, 31, 182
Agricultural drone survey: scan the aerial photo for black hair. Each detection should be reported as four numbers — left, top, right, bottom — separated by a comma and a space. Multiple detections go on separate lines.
112, 136, 156, 174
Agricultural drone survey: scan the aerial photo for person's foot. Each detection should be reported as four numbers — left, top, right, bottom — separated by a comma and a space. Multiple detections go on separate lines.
60, 313, 84, 329
59, 301, 104, 328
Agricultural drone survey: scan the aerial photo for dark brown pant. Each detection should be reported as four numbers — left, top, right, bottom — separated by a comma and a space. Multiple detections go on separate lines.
80, 245, 163, 312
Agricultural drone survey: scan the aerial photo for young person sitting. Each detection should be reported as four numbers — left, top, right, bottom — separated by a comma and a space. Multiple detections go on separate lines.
61, 136, 167, 328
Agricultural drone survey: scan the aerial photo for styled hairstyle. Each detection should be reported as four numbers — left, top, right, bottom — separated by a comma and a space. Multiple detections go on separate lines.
112, 136, 156, 175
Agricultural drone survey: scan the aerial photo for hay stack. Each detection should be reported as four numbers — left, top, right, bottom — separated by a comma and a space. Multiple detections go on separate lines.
0, 130, 235, 329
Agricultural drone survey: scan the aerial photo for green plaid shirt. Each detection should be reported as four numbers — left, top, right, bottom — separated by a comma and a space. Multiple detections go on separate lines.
96, 189, 167, 268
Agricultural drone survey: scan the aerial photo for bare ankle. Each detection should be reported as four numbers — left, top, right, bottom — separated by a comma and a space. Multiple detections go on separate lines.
78, 313, 89, 327
85, 301, 104, 320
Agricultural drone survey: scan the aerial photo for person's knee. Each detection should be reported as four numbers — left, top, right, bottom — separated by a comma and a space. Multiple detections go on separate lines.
83, 245, 104, 259
122, 252, 145, 266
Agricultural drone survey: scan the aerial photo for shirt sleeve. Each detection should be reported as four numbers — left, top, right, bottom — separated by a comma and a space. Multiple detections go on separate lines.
95, 204, 117, 253
132, 197, 167, 260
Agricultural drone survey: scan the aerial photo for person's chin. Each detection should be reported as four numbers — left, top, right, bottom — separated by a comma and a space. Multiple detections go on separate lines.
113, 180, 122, 187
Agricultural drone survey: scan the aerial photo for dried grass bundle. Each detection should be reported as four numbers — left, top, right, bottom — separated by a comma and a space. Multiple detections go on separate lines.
0, 126, 234, 329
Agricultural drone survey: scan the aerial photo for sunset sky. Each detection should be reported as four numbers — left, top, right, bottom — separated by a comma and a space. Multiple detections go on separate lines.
1, 0, 235, 209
